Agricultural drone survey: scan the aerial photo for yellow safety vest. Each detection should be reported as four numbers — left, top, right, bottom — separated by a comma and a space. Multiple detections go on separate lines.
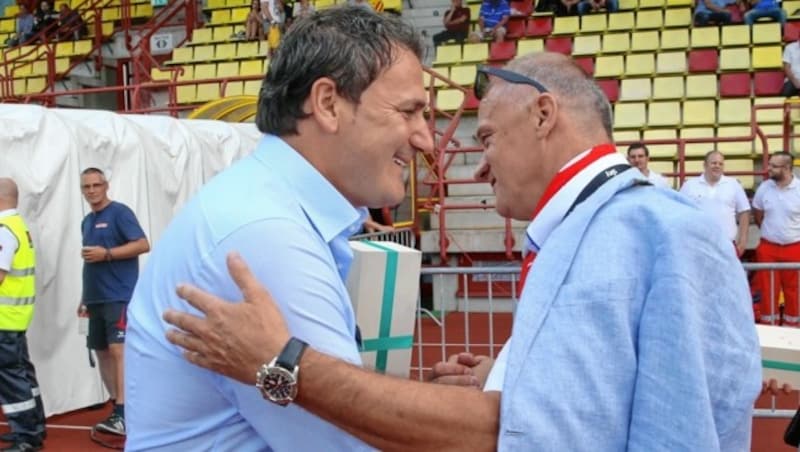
0, 213, 36, 331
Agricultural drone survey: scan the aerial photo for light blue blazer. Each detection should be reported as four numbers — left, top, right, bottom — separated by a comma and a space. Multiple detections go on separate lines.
499, 169, 761, 451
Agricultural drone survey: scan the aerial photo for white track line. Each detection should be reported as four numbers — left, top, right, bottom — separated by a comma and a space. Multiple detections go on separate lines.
0, 421, 92, 431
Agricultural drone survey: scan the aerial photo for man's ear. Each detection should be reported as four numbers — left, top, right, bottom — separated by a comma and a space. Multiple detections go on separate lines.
533, 93, 558, 138
304, 77, 340, 134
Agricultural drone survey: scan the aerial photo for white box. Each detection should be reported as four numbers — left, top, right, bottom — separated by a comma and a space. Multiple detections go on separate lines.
757, 324, 800, 386
346, 241, 422, 378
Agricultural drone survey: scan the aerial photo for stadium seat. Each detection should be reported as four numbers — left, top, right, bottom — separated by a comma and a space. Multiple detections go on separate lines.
652, 76, 684, 100
240, 59, 263, 77
602, 33, 630, 53
719, 73, 751, 97
683, 99, 716, 126
661, 28, 690, 50
177, 65, 194, 81
517, 39, 544, 56
192, 28, 213, 45
217, 61, 239, 78
620, 77, 651, 101
210, 9, 230, 24
212, 26, 233, 42
73, 40, 92, 56
648, 101, 681, 127
724, 158, 754, 189
720, 47, 750, 71
613, 130, 641, 145
170, 47, 193, 63
718, 98, 752, 125
462, 43, 489, 63
725, 4, 744, 22
691, 27, 720, 48
176, 85, 197, 104
608, 11, 635, 31
572, 35, 601, 56
489, 41, 517, 61
545, 36, 573, 54
450, 64, 477, 86
574, 56, 595, 75
193, 45, 215, 62
721, 25, 750, 47
643, 129, 678, 158
639, 0, 664, 8
596, 78, 619, 101
625, 53, 655, 76
753, 96, 787, 124
649, 160, 676, 188
510, 0, 534, 16
151, 67, 172, 81
636, 9, 663, 29
225, 81, 244, 97
55, 41, 75, 57
237, 41, 259, 58
614, 102, 647, 128
581, 14, 607, 33
656, 51, 686, 74
244, 79, 261, 96
619, 0, 638, 10
681, 127, 716, 156
753, 22, 782, 44
505, 18, 526, 39
664, 8, 691, 27
552, 16, 579, 35
196, 83, 219, 102
433, 45, 462, 66
752, 46, 784, 69
631, 30, 659, 52
435, 89, 466, 112
688, 49, 719, 73
215, 43, 236, 60
595, 55, 625, 77
784, 21, 800, 42
716, 126, 755, 157
525, 15, 553, 37
193, 63, 216, 80
756, 124, 785, 154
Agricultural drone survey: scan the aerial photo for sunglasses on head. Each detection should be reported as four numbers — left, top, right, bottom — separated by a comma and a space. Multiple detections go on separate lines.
474, 65, 549, 100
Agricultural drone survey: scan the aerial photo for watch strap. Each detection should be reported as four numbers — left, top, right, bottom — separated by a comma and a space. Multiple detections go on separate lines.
275, 337, 308, 370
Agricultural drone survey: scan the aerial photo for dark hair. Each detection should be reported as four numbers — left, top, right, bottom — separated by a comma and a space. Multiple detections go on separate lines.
626, 142, 649, 157
256, 6, 423, 136
772, 150, 795, 168
704, 150, 723, 163
81, 167, 105, 177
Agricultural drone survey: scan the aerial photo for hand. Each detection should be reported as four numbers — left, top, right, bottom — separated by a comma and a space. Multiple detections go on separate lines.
81, 246, 106, 263
77, 304, 86, 317
762, 378, 793, 396
736, 241, 746, 257
428, 352, 493, 389
364, 221, 395, 234
163, 252, 290, 385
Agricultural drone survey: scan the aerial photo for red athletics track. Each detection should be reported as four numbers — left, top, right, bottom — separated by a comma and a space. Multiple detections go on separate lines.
1, 312, 793, 450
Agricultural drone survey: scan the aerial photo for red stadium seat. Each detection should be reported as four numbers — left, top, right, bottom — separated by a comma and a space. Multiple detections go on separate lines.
784, 21, 800, 42
596, 79, 619, 103
688, 49, 719, 73
573, 56, 594, 76
506, 17, 526, 39
489, 41, 517, 61
525, 15, 553, 37
464, 90, 480, 110
726, 4, 744, 23
719, 73, 751, 97
510, 0, 534, 16
545, 36, 572, 55
754, 71, 786, 96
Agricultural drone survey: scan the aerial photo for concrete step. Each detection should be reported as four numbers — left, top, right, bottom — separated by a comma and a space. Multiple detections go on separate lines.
421, 228, 528, 253
430, 208, 528, 229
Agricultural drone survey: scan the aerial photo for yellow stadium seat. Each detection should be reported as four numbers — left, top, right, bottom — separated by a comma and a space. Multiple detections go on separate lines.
55, 41, 75, 57
685, 74, 717, 98
461, 43, 488, 63
636, 9, 663, 29
753, 96, 786, 124
721, 25, 750, 47
720, 47, 750, 71
656, 51, 686, 74
517, 39, 544, 56
211, 9, 231, 24
725, 158, 755, 189
652, 76, 684, 100
217, 61, 239, 78
193, 45, 215, 62
207, 0, 225, 8
667, 0, 693, 6
14, 63, 32, 77
5, 4, 19, 16
449, 64, 477, 86
625, 53, 655, 76
630, 30, 658, 52
614, 130, 641, 144
691, 27, 719, 48
614, 102, 647, 129
423, 68, 448, 88
664, 8, 691, 27
55, 58, 69, 75
608, 11, 635, 31
648, 101, 681, 127
552, 16, 580, 35
683, 100, 716, 126
177, 65, 194, 81
620, 78, 652, 101
638, 0, 664, 7
786, 0, 800, 15
681, 127, 715, 157
104, 7, 121, 21
230, 7, 248, 23
755, 124, 784, 155
649, 160, 676, 188
595, 55, 625, 77
151, 67, 172, 81
433, 44, 461, 66
581, 14, 607, 33
215, 43, 236, 60
237, 41, 259, 58
259, 40, 271, 56
644, 129, 678, 159
225, 81, 244, 97
212, 26, 233, 42
31, 60, 47, 76
752, 46, 783, 69
0, 19, 13, 34
753, 22, 782, 44
315, 0, 336, 9
661, 28, 689, 50
243, 79, 261, 95
196, 83, 219, 102
572, 35, 601, 56
170, 47, 193, 63
240, 59, 264, 76
716, 127, 755, 156
436, 89, 466, 112
192, 28, 213, 45
619, 0, 638, 9
176, 85, 197, 104
718, 98, 752, 125
193, 63, 216, 80
12, 78, 26, 96
133, 4, 153, 17
602, 33, 630, 54
26, 77, 45, 93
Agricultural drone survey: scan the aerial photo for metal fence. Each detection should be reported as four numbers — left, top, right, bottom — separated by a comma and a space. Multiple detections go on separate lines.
349, 227, 416, 249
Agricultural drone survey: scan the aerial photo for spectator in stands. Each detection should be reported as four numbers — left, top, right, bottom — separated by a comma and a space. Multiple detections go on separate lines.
31, 1, 57, 36
679, 150, 750, 257
261, 0, 284, 55
6, 3, 34, 46
743, 0, 786, 25
469, 0, 510, 43
432, 0, 470, 47
363, 208, 395, 233
58, 4, 87, 41
782, 35, 800, 96
577, 0, 618, 15
163, 52, 761, 452
292, 0, 315, 20
626, 142, 670, 189
246, 0, 264, 40
693, 0, 737, 25
535, 0, 580, 16
752, 151, 800, 325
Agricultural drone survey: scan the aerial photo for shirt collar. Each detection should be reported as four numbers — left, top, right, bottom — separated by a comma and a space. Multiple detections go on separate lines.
0, 209, 18, 218
253, 135, 367, 243
525, 148, 627, 253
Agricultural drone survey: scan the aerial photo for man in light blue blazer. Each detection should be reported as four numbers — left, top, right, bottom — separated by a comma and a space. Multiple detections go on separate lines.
161, 51, 762, 451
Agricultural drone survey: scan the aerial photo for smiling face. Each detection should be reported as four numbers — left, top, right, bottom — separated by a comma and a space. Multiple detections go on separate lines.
330, 47, 432, 208
703, 151, 724, 183
80, 172, 110, 211
627, 147, 649, 172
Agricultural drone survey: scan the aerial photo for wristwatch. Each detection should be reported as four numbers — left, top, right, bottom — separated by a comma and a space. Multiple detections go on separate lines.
256, 337, 308, 406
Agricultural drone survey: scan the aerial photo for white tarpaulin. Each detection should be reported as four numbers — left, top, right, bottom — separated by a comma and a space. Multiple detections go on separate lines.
0, 104, 261, 415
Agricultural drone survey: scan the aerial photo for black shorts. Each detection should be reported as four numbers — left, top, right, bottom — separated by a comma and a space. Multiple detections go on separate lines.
86, 302, 128, 350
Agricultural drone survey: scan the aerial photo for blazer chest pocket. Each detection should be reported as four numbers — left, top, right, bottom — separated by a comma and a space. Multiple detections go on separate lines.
553, 277, 637, 307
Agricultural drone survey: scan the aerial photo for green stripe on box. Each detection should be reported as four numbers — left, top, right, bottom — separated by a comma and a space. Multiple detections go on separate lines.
361, 335, 414, 352
763, 359, 800, 373
362, 241, 398, 372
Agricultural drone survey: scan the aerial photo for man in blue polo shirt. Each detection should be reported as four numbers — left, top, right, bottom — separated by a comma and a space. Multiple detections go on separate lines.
79, 167, 149, 438
470, 0, 510, 43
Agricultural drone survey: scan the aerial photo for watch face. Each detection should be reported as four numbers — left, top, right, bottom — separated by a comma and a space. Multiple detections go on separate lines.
257, 366, 297, 404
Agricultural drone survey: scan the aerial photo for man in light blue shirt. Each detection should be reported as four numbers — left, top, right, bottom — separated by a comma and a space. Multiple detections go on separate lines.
124, 6, 432, 451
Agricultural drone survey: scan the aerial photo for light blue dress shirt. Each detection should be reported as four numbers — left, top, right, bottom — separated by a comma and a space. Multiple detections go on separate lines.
125, 135, 372, 451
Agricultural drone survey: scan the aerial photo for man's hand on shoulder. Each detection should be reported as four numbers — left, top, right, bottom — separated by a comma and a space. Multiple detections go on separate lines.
428, 352, 494, 389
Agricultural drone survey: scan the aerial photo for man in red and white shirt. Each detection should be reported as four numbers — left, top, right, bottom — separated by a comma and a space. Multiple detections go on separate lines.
679, 150, 751, 257
753, 151, 800, 325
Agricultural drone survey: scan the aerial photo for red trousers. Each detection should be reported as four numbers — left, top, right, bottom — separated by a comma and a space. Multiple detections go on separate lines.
755, 239, 800, 325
